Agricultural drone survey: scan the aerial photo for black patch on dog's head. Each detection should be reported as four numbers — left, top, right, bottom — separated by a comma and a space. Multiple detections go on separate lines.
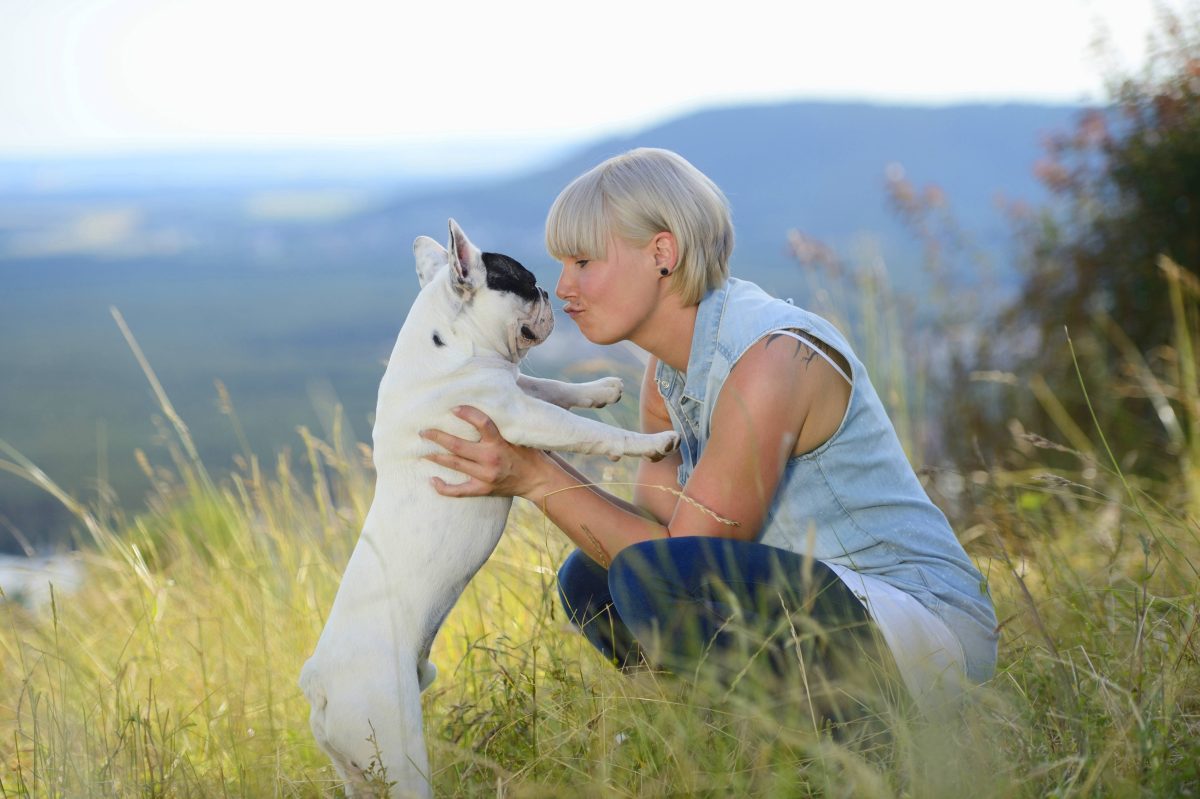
432, 332, 445, 347
483, 252, 540, 302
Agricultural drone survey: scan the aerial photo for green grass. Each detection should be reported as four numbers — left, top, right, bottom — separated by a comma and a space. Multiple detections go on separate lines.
2, 268, 1199, 797
3, 432, 1197, 797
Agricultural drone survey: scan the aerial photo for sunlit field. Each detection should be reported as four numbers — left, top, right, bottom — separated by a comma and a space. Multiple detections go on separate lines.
2, 266, 1199, 797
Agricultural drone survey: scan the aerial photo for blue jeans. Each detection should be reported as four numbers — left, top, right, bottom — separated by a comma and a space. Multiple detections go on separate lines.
557, 537, 882, 695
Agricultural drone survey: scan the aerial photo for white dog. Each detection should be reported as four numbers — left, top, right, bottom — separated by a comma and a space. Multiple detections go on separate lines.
299, 220, 679, 797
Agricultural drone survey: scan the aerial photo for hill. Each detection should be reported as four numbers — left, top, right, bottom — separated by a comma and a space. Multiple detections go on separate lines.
0, 100, 1082, 549
346, 101, 1078, 297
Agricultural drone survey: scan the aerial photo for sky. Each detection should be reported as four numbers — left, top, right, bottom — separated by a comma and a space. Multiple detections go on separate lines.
0, 0, 1186, 161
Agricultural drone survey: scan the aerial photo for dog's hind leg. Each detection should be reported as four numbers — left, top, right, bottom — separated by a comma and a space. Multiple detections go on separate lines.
304, 651, 432, 799
300, 658, 365, 791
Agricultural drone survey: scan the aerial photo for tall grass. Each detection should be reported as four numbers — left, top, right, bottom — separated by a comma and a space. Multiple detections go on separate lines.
2, 268, 1199, 797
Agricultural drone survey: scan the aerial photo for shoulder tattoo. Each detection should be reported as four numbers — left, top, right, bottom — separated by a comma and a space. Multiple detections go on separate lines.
763, 331, 834, 370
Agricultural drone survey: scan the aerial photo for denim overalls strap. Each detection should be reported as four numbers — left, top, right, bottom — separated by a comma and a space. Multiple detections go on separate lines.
655, 278, 998, 683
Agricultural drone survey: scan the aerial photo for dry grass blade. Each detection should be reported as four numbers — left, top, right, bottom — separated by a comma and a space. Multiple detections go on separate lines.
110, 306, 216, 495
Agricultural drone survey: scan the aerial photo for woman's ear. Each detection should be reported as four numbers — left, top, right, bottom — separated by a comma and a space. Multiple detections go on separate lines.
652, 231, 678, 271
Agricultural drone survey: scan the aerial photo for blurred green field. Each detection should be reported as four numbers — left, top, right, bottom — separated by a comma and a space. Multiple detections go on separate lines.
1, 257, 415, 550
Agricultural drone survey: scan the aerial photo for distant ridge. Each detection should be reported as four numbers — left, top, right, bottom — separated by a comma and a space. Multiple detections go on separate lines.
0, 139, 583, 197
350, 100, 1083, 297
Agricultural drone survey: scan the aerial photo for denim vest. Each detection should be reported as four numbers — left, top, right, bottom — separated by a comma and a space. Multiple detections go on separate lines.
655, 278, 998, 682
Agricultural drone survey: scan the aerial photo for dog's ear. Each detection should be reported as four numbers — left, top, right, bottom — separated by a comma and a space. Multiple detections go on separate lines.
447, 218, 483, 297
413, 236, 448, 288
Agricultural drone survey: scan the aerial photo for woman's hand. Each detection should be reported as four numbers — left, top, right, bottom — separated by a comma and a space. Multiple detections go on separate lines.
419, 406, 551, 499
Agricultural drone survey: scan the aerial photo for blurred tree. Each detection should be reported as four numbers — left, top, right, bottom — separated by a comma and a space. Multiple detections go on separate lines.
970, 3, 1200, 478
1016, 6, 1199, 348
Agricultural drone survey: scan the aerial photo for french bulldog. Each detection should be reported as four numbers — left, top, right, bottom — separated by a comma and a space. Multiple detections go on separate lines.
299, 219, 679, 797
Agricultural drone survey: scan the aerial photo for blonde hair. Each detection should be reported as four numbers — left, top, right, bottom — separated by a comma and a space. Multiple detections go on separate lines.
545, 148, 734, 306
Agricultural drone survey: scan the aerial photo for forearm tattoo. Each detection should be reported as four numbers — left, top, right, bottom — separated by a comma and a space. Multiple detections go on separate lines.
580, 523, 610, 568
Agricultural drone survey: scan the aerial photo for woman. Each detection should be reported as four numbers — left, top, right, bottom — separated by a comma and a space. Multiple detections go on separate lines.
420, 148, 997, 715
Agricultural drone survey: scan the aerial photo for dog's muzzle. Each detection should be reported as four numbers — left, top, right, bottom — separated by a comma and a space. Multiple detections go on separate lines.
519, 291, 554, 346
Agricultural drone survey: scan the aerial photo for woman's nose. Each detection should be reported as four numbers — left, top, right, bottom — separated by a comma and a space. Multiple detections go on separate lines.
555, 266, 574, 300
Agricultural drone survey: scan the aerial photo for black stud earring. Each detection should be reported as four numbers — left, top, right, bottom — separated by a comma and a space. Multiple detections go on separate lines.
660, 268, 670, 276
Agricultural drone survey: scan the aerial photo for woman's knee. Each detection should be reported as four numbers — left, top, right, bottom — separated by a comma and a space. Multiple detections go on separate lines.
608, 537, 729, 630
556, 548, 611, 624
607, 538, 680, 606
608, 536, 746, 607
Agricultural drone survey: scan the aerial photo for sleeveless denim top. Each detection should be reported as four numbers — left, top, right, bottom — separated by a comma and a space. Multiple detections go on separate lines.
654, 278, 998, 682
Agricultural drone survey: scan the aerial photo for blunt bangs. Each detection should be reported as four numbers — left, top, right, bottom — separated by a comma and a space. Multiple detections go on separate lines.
545, 166, 610, 262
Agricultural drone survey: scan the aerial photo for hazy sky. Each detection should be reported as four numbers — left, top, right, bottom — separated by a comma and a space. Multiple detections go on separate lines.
0, 0, 1182, 157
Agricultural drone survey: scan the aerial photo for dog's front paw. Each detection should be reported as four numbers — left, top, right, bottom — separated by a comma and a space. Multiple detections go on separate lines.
581, 377, 623, 408
644, 431, 680, 462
